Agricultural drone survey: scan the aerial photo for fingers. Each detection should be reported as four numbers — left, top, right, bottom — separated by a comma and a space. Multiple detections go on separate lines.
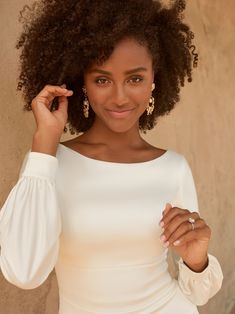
171, 223, 211, 247
163, 218, 206, 246
159, 205, 211, 247
37, 84, 73, 101
31, 84, 73, 110
160, 206, 200, 229
162, 203, 172, 216
57, 94, 69, 115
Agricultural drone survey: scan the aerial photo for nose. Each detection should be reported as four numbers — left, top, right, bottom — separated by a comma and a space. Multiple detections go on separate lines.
111, 84, 129, 107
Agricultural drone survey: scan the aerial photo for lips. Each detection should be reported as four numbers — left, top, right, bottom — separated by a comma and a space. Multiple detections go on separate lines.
108, 109, 133, 112
106, 108, 134, 118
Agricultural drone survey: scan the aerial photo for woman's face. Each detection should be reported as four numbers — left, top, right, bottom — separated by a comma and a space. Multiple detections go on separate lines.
83, 37, 154, 133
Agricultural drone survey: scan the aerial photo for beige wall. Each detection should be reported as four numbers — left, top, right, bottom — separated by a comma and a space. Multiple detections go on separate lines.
0, 1, 234, 313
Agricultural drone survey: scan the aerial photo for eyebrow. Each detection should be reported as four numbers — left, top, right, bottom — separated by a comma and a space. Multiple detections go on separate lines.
88, 67, 148, 75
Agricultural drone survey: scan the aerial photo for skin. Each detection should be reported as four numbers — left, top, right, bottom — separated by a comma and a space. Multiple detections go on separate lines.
160, 203, 211, 272
64, 37, 164, 163
31, 37, 211, 272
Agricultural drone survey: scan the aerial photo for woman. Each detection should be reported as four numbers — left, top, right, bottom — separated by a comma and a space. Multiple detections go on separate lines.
0, 0, 223, 313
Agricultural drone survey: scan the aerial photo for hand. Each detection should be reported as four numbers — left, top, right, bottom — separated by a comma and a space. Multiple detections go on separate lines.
31, 84, 73, 155
31, 84, 73, 137
159, 203, 211, 272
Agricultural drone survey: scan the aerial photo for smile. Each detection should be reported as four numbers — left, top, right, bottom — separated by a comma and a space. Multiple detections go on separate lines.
106, 109, 134, 118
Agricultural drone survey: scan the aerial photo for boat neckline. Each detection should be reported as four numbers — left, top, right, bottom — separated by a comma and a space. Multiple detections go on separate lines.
58, 143, 170, 166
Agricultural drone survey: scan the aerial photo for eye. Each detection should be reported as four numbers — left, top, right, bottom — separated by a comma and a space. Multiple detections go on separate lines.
129, 76, 144, 84
95, 78, 109, 85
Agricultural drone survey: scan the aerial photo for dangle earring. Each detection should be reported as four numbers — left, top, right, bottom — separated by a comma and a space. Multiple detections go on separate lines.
82, 86, 89, 118
146, 83, 155, 116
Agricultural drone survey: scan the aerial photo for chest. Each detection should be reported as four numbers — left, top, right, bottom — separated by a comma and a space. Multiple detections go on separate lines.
56, 162, 179, 242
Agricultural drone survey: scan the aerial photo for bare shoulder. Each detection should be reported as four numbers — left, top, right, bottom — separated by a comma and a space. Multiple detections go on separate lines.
60, 137, 79, 148
60, 135, 86, 148
144, 144, 167, 159
60, 135, 96, 156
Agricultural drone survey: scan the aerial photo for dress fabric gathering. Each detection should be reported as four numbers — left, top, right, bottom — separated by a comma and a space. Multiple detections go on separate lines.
0, 143, 223, 313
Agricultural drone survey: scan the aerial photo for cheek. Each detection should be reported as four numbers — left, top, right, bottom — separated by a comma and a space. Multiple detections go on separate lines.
131, 87, 151, 106
87, 91, 107, 110
86, 83, 151, 109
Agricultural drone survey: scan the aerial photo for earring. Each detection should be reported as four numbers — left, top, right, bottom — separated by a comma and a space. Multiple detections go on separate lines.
82, 86, 89, 118
146, 83, 155, 116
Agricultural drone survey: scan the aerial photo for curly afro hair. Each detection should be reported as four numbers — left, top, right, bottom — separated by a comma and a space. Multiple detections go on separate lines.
16, 0, 198, 135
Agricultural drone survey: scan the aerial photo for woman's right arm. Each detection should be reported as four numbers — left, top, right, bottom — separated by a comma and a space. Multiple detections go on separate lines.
0, 151, 61, 289
0, 84, 73, 289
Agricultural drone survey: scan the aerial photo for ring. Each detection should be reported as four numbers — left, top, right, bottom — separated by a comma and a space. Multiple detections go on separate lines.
188, 217, 195, 230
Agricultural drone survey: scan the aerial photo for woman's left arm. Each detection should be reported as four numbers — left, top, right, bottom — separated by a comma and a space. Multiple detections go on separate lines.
159, 156, 223, 305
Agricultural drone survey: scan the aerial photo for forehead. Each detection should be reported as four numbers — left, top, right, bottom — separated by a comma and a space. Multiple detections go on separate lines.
88, 37, 153, 73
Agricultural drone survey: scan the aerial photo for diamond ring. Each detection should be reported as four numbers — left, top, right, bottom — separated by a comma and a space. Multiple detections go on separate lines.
188, 217, 196, 230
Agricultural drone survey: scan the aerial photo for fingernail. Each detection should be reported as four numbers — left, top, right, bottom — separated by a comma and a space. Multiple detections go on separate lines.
173, 240, 181, 246
163, 241, 169, 248
65, 90, 73, 94
160, 235, 166, 242
159, 221, 164, 227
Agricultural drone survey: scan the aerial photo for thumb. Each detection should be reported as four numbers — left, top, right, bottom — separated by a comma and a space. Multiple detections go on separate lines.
57, 94, 69, 114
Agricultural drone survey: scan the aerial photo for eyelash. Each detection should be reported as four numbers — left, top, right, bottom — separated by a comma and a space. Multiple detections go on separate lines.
95, 77, 144, 85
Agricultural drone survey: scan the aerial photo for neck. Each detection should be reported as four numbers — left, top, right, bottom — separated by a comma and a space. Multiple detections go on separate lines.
81, 119, 145, 150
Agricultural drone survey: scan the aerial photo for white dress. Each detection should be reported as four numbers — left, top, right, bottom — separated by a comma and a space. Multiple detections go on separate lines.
0, 143, 223, 314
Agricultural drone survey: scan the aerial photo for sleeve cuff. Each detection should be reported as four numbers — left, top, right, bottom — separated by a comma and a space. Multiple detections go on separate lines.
20, 152, 58, 182
178, 254, 212, 280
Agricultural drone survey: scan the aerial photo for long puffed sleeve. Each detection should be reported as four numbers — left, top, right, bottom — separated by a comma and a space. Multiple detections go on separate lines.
173, 156, 223, 305
0, 151, 61, 289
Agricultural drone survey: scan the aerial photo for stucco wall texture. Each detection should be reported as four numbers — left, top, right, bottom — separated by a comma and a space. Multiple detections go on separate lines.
0, 1, 234, 313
